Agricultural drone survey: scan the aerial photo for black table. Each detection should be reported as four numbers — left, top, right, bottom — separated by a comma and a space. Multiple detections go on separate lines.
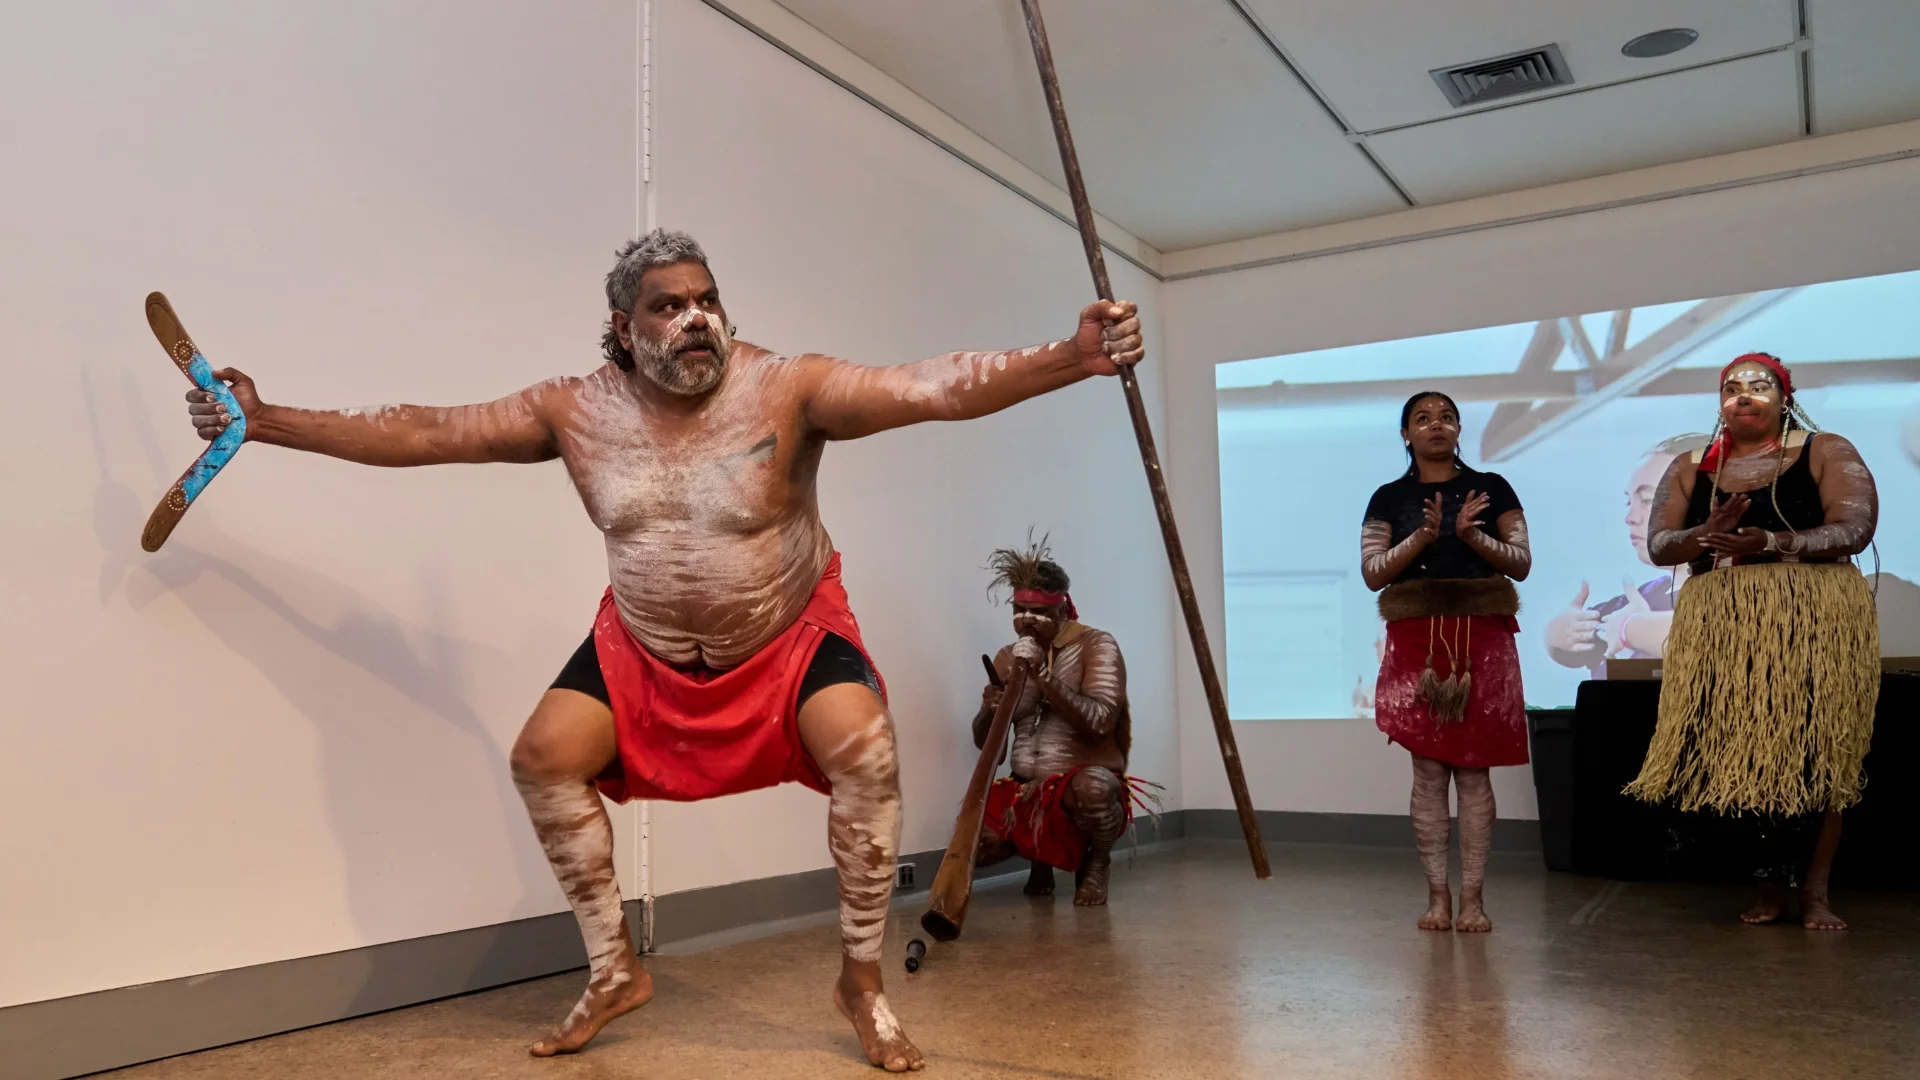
1528, 674, 1918, 889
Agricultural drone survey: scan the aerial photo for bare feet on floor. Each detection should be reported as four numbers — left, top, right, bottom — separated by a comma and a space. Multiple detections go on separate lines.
834, 968, 924, 1072
1741, 883, 1785, 925
529, 958, 654, 1057
1455, 889, 1492, 933
1802, 889, 1848, 931
1073, 852, 1111, 907
1418, 887, 1452, 932
1024, 861, 1055, 897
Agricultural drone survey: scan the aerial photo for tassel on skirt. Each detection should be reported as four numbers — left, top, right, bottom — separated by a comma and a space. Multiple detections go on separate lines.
1375, 613, 1528, 769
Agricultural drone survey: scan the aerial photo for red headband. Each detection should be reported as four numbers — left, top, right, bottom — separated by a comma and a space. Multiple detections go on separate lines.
1722, 352, 1793, 397
1012, 589, 1076, 620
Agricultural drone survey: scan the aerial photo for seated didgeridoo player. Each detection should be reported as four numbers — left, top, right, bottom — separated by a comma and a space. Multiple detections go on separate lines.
969, 538, 1159, 906
182, 230, 1145, 1072
1625, 353, 1879, 931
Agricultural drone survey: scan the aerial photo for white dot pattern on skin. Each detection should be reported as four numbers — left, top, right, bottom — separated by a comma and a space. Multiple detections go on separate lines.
556, 351, 832, 669
824, 713, 901, 964
1002, 629, 1129, 780
1645, 432, 1878, 564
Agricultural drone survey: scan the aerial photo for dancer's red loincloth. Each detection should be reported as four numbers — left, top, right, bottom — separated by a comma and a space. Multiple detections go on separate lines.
1373, 614, 1528, 768
592, 553, 884, 803
982, 765, 1153, 873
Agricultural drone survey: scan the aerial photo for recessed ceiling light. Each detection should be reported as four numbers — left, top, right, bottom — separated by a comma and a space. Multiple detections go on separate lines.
1622, 28, 1699, 59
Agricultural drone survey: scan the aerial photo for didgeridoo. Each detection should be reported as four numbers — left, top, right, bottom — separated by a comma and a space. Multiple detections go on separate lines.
920, 663, 1029, 942
141, 293, 246, 552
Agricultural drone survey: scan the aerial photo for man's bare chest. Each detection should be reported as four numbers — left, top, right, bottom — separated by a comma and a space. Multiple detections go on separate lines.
561, 413, 811, 535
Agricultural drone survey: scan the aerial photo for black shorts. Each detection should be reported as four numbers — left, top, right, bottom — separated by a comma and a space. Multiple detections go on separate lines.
550, 630, 880, 710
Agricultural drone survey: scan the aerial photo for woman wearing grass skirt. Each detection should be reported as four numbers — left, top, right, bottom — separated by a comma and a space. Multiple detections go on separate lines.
1626, 353, 1879, 929
1363, 392, 1532, 933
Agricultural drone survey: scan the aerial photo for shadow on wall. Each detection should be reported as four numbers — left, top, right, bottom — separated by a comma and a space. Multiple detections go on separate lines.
82, 366, 558, 1012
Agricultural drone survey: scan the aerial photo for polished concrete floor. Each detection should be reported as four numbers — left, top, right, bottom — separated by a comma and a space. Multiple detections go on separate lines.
105, 841, 1920, 1079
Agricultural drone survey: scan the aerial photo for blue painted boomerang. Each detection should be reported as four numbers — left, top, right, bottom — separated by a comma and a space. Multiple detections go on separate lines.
141, 292, 246, 552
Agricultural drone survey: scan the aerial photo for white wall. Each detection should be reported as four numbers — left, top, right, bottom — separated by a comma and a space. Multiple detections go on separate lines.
1163, 154, 1920, 820
0, 0, 1179, 1008
0, 0, 639, 1009
642, 0, 1177, 897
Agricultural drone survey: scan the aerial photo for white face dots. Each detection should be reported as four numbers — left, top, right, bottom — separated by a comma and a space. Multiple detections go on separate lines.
1403, 399, 1460, 450
1721, 363, 1781, 414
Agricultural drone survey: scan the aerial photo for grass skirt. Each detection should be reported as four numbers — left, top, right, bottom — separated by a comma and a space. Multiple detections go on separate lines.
1626, 562, 1878, 815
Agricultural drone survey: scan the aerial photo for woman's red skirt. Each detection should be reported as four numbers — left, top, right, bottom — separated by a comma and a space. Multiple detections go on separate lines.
1374, 614, 1528, 768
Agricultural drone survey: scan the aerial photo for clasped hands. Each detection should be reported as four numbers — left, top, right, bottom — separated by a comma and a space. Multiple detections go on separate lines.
1411, 490, 1493, 547
1695, 493, 1772, 557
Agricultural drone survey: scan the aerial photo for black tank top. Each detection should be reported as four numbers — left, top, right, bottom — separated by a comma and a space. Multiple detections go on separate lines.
1684, 433, 1829, 575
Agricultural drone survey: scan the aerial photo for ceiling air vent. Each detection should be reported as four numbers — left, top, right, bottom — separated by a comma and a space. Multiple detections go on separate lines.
1430, 44, 1572, 108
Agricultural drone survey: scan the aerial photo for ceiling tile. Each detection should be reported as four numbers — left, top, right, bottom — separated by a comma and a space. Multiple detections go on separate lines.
773, 0, 1406, 250
1366, 50, 1804, 206
1239, 0, 1798, 133
1808, 0, 1920, 133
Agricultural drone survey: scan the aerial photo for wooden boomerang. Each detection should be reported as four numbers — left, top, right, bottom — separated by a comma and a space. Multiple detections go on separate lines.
141, 292, 246, 552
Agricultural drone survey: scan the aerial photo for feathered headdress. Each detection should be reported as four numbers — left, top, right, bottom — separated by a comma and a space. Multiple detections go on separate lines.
986, 530, 1075, 618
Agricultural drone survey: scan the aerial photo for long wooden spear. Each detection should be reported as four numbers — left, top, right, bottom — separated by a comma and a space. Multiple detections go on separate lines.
1017, 0, 1270, 879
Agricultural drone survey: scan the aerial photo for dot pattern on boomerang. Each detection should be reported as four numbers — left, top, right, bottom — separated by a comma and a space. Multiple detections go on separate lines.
141, 292, 246, 552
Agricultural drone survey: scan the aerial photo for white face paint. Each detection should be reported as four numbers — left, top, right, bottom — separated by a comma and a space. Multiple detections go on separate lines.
1720, 363, 1783, 432
1011, 603, 1062, 644
1402, 396, 1461, 462
631, 305, 735, 396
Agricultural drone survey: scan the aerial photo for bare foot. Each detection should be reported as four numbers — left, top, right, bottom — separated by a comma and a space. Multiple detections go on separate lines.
1024, 860, 1055, 897
834, 970, 924, 1072
529, 958, 653, 1057
1741, 883, 1785, 925
1418, 887, 1452, 931
1455, 889, 1492, 933
1802, 890, 1848, 931
1073, 851, 1111, 907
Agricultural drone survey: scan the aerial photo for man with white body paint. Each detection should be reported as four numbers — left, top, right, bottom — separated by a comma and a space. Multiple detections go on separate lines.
183, 229, 1145, 1072
971, 542, 1145, 906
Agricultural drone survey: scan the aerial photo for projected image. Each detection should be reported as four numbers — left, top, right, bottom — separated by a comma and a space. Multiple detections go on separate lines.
1217, 268, 1920, 718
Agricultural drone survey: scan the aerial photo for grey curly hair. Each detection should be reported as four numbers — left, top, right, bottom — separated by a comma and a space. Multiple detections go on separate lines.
601, 229, 712, 370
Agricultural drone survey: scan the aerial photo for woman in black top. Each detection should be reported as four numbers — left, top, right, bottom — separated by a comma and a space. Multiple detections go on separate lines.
1627, 353, 1879, 929
1361, 391, 1531, 933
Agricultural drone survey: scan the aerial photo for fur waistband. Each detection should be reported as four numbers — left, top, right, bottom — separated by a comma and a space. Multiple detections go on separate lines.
1378, 577, 1520, 622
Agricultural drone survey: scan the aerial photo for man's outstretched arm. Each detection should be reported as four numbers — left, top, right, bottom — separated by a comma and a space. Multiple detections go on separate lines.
186, 368, 562, 466
800, 300, 1143, 440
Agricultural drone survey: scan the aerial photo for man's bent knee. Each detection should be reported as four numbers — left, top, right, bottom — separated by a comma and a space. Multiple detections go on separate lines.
1065, 765, 1124, 808
511, 689, 618, 784
799, 684, 898, 781
1063, 767, 1126, 843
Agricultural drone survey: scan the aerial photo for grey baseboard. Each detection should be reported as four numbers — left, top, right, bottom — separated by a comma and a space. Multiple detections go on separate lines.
0, 899, 641, 1080
1182, 808, 1543, 853
3, 808, 1535, 1079
652, 847, 947, 948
